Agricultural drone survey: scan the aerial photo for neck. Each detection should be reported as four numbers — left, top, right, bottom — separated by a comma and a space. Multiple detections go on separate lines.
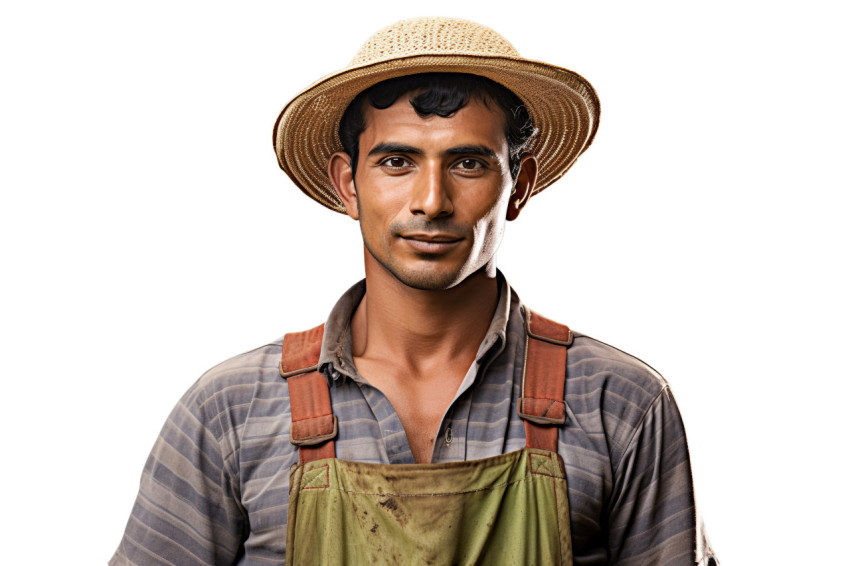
351, 249, 500, 369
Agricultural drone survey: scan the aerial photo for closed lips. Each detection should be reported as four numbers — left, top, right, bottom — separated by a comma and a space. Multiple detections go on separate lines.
400, 234, 462, 242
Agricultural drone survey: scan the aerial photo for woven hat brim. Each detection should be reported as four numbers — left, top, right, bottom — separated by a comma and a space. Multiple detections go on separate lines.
273, 54, 600, 213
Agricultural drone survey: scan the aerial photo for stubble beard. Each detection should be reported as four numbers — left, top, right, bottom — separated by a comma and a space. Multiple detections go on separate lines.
362, 235, 466, 291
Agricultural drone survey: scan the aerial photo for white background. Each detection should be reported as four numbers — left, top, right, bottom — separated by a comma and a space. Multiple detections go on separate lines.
2, 1, 848, 564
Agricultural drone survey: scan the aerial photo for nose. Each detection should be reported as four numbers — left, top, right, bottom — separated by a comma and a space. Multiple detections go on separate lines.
409, 164, 453, 219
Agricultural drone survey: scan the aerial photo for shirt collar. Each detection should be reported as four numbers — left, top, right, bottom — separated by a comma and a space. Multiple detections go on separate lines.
318, 271, 513, 384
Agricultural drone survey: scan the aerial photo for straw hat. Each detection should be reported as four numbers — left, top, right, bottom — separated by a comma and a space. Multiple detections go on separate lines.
273, 17, 600, 213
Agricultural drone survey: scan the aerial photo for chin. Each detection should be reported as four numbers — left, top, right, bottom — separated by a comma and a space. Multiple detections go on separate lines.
390, 267, 466, 291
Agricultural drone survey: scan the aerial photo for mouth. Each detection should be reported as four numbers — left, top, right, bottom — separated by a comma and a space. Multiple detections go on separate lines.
401, 233, 463, 243
399, 233, 463, 254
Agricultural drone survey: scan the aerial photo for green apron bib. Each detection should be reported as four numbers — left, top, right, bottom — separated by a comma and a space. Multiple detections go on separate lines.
280, 311, 573, 565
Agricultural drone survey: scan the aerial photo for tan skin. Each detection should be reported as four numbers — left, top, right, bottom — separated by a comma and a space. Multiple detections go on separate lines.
328, 96, 537, 463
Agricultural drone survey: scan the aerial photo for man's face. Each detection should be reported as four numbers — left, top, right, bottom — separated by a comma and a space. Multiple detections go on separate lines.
343, 96, 524, 291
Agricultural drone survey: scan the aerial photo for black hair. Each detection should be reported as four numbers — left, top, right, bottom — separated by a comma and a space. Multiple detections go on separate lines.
338, 73, 537, 179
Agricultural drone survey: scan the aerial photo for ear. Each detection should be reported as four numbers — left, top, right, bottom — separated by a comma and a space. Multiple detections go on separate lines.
328, 151, 359, 220
506, 155, 537, 221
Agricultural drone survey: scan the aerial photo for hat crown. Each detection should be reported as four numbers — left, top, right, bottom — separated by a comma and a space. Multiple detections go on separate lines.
350, 17, 520, 66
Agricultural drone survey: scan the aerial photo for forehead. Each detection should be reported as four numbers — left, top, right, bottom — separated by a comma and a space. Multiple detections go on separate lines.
359, 96, 509, 152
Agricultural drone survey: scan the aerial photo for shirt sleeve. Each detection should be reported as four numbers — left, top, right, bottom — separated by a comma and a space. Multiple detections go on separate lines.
607, 387, 718, 566
110, 381, 246, 566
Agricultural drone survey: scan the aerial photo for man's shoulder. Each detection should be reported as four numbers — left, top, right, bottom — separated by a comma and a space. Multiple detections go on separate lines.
179, 338, 286, 411
565, 332, 673, 458
568, 332, 669, 400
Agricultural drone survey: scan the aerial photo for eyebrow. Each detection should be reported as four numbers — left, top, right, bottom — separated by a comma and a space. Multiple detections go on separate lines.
444, 145, 498, 159
366, 143, 498, 159
367, 143, 422, 157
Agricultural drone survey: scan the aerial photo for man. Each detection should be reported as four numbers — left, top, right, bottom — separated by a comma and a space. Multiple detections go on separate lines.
112, 17, 717, 566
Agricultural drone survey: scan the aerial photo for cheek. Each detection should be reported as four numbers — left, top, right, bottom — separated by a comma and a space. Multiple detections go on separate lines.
473, 187, 511, 230
476, 185, 513, 243
356, 193, 401, 246
470, 206, 508, 254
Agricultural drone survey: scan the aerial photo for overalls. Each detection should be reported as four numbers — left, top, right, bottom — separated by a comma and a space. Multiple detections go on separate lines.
279, 311, 574, 565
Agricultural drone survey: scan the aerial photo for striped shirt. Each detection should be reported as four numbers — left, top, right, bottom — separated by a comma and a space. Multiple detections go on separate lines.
111, 276, 717, 565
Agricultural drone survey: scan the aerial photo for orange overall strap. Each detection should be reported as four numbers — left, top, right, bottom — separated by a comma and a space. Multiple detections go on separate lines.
519, 310, 572, 453
279, 323, 338, 465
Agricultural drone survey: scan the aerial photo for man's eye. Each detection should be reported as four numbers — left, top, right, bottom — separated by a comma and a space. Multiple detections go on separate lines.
382, 157, 410, 168
456, 159, 483, 170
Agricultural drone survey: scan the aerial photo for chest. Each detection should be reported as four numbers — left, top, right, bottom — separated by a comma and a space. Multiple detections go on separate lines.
234, 374, 611, 564
352, 357, 469, 462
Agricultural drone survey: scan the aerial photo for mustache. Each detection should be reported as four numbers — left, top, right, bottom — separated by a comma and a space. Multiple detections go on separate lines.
389, 219, 469, 238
